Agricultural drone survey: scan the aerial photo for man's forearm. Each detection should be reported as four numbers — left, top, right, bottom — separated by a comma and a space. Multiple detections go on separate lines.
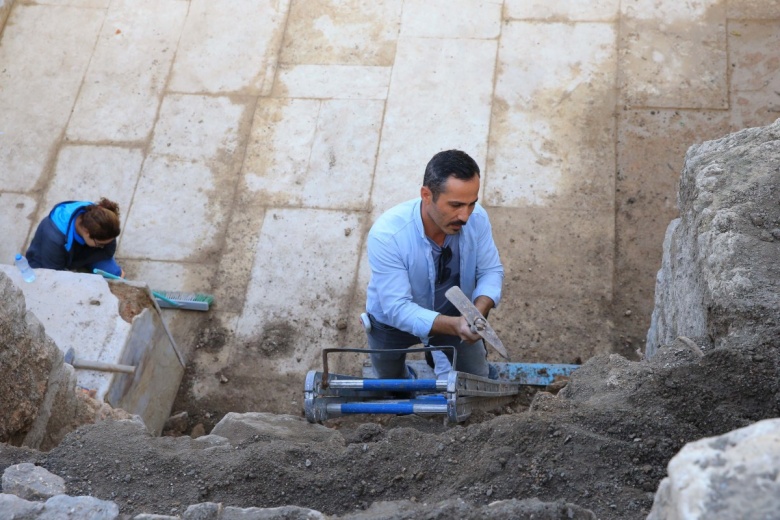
430, 314, 461, 337
474, 295, 495, 318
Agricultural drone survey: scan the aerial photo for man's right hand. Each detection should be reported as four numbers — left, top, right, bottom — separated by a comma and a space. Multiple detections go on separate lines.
431, 314, 481, 343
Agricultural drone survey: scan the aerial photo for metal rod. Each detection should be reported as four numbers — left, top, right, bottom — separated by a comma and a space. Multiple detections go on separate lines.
72, 359, 136, 375
328, 379, 446, 391
321, 346, 456, 388
327, 402, 448, 415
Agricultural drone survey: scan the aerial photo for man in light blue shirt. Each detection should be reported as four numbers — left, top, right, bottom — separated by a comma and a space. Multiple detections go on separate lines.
365, 150, 504, 379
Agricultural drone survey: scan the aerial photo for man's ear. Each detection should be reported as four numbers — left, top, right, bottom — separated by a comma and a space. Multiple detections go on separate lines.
421, 185, 432, 203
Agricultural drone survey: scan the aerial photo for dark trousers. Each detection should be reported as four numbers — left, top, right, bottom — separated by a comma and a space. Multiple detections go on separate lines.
366, 314, 489, 379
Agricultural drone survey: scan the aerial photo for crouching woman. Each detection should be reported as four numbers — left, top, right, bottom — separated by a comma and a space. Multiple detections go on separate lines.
26, 198, 124, 277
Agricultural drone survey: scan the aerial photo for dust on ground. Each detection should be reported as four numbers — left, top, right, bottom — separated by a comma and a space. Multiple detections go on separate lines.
2, 337, 777, 520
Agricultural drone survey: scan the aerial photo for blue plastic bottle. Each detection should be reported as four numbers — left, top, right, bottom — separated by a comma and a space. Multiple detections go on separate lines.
14, 254, 36, 283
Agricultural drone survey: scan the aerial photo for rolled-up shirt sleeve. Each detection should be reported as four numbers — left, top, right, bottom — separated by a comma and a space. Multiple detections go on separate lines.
367, 232, 439, 339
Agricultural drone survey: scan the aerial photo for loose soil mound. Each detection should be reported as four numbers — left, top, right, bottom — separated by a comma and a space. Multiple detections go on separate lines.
2, 338, 777, 519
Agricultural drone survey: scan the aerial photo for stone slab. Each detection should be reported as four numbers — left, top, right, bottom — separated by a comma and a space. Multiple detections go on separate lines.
0, 5, 103, 191
727, 0, 780, 19
337, 249, 373, 377
619, 0, 727, 109
120, 259, 217, 301
149, 94, 252, 163
121, 94, 252, 262
37, 0, 109, 6
400, 0, 501, 39
1, 193, 37, 264
272, 64, 391, 100
66, 0, 187, 142
242, 98, 383, 210
487, 21, 617, 209
301, 101, 383, 209
234, 208, 364, 373
729, 22, 780, 94
488, 205, 614, 362
728, 21, 780, 130
280, 0, 402, 66
120, 156, 223, 262
505, 0, 619, 21
169, 0, 289, 94
242, 98, 318, 206
371, 37, 496, 213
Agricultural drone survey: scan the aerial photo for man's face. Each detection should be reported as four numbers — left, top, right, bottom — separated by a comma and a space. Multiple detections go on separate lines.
421, 175, 480, 237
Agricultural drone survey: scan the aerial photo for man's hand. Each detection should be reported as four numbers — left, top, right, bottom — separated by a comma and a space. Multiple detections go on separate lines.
431, 314, 482, 343
453, 315, 482, 343
431, 295, 496, 343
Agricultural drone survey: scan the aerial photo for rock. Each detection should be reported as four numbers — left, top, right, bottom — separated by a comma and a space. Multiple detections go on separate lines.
0, 272, 59, 445
180, 503, 326, 520
544, 378, 569, 394
222, 505, 326, 519
1, 462, 65, 500
190, 434, 230, 449
0, 493, 45, 517
43, 494, 119, 519
164, 411, 189, 435
341, 422, 385, 444
648, 418, 780, 519
210, 412, 343, 446
191, 423, 206, 438
339, 497, 596, 519
647, 119, 780, 357
183, 502, 222, 520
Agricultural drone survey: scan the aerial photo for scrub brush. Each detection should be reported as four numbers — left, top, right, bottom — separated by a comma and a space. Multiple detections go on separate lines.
93, 269, 214, 311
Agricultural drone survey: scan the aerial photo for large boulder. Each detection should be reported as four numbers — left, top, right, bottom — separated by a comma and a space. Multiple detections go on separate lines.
648, 418, 780, 519
647, 118, 780, 357
0, 271, 61, 446
0, 271, 132, 450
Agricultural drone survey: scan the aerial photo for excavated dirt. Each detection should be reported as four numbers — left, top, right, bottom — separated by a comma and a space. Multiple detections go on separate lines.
2, 338, 778, 519
107, 283, 157, 324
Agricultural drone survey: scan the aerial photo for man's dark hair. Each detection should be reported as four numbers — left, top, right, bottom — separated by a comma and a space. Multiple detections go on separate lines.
423, 150, 480, 200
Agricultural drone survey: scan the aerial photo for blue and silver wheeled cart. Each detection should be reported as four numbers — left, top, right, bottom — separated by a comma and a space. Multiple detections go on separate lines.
304, 347, 579, 424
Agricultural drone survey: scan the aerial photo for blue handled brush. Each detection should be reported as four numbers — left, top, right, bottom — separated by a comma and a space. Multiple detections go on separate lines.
93, 269, 214, 311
